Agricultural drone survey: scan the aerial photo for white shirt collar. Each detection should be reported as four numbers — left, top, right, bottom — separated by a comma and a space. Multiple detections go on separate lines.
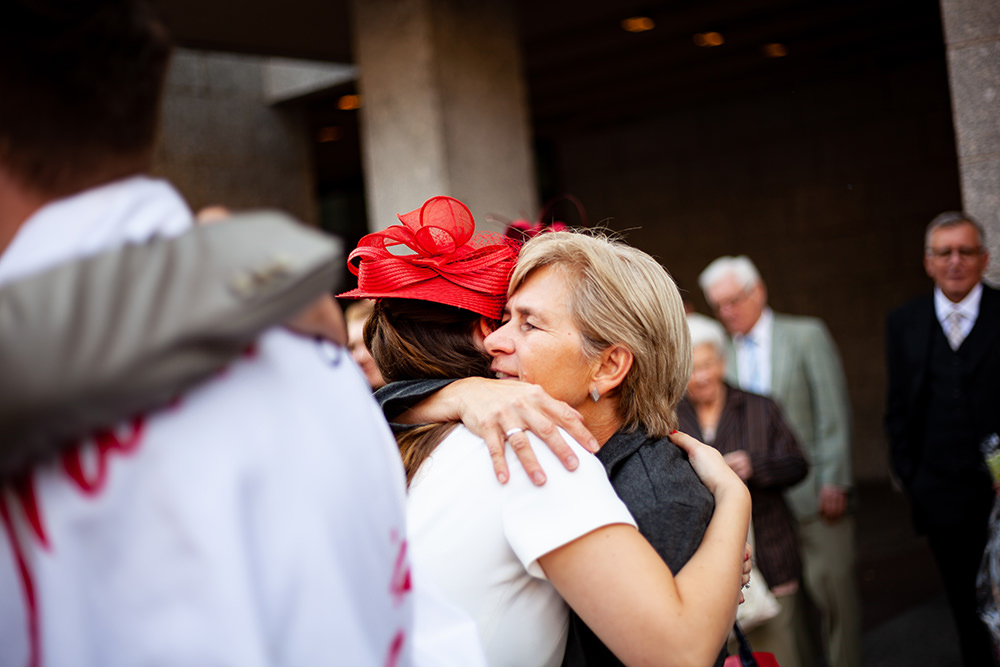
0, 175, 192, 286
933, 283, 982, 323
736, 307, 773, 347
733, 307, 773, 394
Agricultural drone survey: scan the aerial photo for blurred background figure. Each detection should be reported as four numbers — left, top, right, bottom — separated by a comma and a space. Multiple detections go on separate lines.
345, 298, 385, 390
679, 313, 807, 667
0, 1, 413, 664
885, 211, 999, 667
699, 255, 860, 667
195, 204, 232, 222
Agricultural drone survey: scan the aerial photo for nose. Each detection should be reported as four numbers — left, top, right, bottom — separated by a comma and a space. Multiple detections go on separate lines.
484, 320, 513, 355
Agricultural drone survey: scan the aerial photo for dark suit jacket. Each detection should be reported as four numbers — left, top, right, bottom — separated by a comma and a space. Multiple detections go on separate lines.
678, 385, 807, 588
884, 283, 1000, 527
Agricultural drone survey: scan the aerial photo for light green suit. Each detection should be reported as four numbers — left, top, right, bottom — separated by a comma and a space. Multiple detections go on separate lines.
725, 311, 860, 667
725, 313, 852, 519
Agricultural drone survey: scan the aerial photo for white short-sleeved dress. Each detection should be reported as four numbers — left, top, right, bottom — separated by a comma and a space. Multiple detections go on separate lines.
407, 426, 636, 667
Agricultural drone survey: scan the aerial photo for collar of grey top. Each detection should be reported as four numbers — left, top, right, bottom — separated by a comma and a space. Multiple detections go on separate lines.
596, 429, 662, 475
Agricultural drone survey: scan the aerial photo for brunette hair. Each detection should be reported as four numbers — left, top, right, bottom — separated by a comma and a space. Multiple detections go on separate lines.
0, 0, 172, 197
365, 298, 492, 485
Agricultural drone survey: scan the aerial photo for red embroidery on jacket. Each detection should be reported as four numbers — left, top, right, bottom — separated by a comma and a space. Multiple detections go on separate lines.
61, 418, 146, 495
2, 417, 147, 667
0, 495, 41, 667
390, 537, 411, 606
12, 476, 48, 549
385, 630, 405, 667
385, 531, 411, 666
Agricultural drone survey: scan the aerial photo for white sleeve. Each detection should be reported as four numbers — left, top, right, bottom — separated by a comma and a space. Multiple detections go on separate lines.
501, 429, 636, 578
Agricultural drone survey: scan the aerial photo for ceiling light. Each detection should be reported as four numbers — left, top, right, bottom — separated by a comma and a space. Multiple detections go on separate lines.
693, 32, 725, 47
318, 126, 341, 143
338, 94, 362, 111
763, 43, 788, 58
622, 16, 655, 33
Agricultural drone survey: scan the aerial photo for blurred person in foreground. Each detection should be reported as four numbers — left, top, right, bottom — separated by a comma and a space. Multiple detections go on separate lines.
886, 211, 1000, 666
345, 298, 386, 390
699, 255, 859, 667
0, 1, 425, 664
679, 313, 807, 667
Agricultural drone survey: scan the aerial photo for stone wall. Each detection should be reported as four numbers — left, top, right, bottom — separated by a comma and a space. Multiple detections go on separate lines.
549, 57, 962, 481
940, 0, 1000, 285
151, 49, 318, 224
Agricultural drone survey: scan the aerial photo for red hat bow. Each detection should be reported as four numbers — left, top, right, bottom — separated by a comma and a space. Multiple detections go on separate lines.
339, 196, 518, 319
502, 194, 587, 242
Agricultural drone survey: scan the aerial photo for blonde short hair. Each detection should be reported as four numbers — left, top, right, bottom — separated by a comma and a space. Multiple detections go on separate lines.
511, 231, 691, 436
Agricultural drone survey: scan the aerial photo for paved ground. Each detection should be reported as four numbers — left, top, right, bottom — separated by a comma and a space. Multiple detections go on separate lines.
854, 482, 963, 666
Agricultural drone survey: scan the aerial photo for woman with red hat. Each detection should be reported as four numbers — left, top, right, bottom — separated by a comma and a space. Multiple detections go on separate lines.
342, 195, 751, 666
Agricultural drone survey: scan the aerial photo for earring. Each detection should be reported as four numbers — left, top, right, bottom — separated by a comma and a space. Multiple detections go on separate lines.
590, 387, 600, 402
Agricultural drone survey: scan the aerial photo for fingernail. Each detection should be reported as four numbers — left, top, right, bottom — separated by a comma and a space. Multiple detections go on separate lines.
566, 454, 579, 470
497, 471, 508, 484
670, 430, 677, 435
532, 471, 546, 485
588, 438, 599, 452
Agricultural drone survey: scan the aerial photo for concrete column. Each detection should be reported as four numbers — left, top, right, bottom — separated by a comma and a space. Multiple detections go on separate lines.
350, 0, 538, 232
153, 49, 318, 224
939, 0, 1000, 283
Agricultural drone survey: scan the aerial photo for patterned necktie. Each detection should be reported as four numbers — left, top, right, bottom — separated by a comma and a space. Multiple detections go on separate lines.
945, 310, 965, 350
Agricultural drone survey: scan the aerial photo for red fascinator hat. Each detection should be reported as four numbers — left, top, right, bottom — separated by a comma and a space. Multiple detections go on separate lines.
338, 196, 518, 320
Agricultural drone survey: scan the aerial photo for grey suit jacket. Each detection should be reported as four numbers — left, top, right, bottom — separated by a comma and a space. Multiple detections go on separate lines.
726, 312, 852, 519
0, 211, 342, 478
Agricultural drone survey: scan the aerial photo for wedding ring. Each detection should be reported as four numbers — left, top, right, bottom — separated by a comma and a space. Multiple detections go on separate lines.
504, 427, 525, 440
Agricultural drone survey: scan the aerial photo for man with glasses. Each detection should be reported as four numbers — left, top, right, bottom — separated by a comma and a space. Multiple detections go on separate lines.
886, 211, 999, 666
699, 255, 859, 667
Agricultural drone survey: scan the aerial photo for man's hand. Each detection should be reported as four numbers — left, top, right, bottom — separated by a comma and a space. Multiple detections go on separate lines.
723, 449, 753, 481
818, 484, 848, 522
441, 378, 598, 485
196, 204, 347, 346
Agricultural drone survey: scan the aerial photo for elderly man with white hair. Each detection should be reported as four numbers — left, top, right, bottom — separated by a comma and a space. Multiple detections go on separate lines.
698, 256, 860, 667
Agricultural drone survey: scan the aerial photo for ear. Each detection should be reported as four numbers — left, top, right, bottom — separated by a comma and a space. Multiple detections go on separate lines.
754, 281, 767, 305
592, 344, 633, 395
475, 317, 494, 345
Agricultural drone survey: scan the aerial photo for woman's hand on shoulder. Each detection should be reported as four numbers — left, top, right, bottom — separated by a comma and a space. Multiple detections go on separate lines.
447, 377, 599, 485
669, 430, 747, 498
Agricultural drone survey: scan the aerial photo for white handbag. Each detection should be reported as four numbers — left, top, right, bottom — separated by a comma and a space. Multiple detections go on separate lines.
736, 524, 782, 631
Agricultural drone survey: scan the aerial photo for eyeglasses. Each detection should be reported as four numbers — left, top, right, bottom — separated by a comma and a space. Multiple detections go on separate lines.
711, 289, 752, 311
926, 246, 984, 261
